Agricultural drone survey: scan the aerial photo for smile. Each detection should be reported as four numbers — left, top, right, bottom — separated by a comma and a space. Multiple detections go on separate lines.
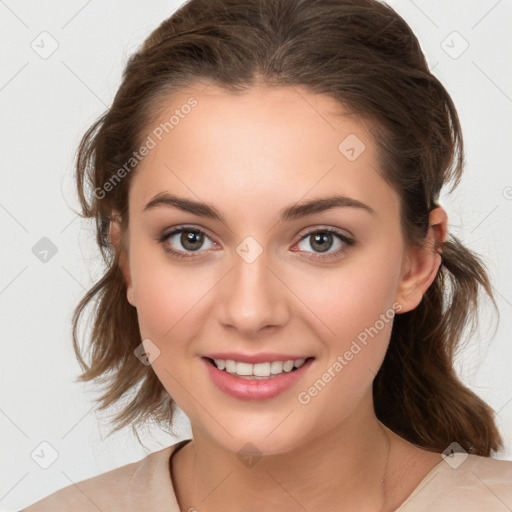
202, 356, 315, 400
207, 357, 308, 378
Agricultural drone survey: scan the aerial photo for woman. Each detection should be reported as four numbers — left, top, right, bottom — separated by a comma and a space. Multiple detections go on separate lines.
23, 0, 512, 510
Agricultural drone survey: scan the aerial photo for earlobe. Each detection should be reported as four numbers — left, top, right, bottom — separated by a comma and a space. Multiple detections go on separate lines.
395, 207, 448, 313
126, 286, 136, 307
109, 214, 136, 307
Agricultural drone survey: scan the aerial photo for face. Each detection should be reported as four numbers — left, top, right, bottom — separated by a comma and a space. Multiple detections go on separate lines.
117, 83, 421, 456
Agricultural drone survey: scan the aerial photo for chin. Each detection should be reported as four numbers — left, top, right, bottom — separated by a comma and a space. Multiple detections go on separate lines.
195, 416, 318, 459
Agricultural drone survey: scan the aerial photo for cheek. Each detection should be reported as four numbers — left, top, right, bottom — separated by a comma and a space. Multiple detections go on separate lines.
134, 274, 210, 345
128, 243, 211, 341
278, 262, 399, 450
290, 249, 401, 401
130, 259, 215, 403
293, 250, 401, 345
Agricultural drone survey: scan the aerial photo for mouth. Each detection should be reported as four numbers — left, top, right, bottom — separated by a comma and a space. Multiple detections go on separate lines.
204, 356, 314, 379
201, 355, 315, 400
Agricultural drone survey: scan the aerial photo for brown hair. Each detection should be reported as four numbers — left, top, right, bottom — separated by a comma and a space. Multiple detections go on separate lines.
72, 0, 503, 455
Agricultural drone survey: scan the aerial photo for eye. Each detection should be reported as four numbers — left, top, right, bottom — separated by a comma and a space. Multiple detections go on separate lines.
158, 225, 355, 261
158, 226, 217, 259
293, 227, 355, 259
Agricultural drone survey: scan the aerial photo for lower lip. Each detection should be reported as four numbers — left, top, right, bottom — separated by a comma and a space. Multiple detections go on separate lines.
202, 357, 314, 401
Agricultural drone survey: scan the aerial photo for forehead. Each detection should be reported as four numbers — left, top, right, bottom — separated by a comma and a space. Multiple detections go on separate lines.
129, 83, 399, 222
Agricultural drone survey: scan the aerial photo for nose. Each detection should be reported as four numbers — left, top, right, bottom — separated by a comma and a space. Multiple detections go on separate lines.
216, 247, 290, 337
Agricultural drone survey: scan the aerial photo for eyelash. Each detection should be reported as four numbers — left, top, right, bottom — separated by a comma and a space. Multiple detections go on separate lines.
157, 225, 355, 261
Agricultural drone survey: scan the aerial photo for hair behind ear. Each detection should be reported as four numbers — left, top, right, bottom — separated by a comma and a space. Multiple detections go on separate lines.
374, 234, 503, 456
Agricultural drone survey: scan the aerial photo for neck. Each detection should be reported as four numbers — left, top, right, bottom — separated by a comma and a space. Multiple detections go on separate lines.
173, 393, 396, 512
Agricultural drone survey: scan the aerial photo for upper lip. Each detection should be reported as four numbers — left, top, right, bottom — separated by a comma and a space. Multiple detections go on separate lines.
202, 352, 313, 364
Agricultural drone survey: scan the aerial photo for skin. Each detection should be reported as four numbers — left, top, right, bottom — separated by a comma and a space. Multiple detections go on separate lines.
111, 82, 448, 512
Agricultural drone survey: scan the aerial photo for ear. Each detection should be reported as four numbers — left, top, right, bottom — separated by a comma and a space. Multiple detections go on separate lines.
109, 213, 136, 307
395, 207, 448, 313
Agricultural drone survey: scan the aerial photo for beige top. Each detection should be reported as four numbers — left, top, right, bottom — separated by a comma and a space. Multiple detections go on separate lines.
22, 439, 512, 512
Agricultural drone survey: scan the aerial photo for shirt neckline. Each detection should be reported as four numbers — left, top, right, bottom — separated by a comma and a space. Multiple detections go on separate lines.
392, 455, 448, 511
166, 439, 449, 511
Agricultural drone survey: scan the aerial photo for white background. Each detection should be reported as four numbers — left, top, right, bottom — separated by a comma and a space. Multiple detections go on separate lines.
1, 0, 511, 510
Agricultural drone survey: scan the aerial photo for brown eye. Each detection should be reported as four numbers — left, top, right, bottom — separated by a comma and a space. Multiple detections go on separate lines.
295, 228, 355, 259
309, 232, 334, 253
159, 226, 216, 258
180, 230, 205, 251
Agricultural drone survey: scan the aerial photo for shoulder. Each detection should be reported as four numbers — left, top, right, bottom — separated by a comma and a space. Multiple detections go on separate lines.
21, 439, 191, 512
398, 453, 512, 512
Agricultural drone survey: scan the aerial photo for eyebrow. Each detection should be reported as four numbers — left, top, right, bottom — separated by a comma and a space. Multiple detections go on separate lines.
143, 192, 375, 222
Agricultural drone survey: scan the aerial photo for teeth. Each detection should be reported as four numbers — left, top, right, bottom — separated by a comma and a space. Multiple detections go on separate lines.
253, 362, 270, 377
283, 360, 294, 372
214, 359, 226, 370
236, 362, 253, 376
212, 357, 308, 377
225, 360, 237, 373
270, 361, 284, 374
